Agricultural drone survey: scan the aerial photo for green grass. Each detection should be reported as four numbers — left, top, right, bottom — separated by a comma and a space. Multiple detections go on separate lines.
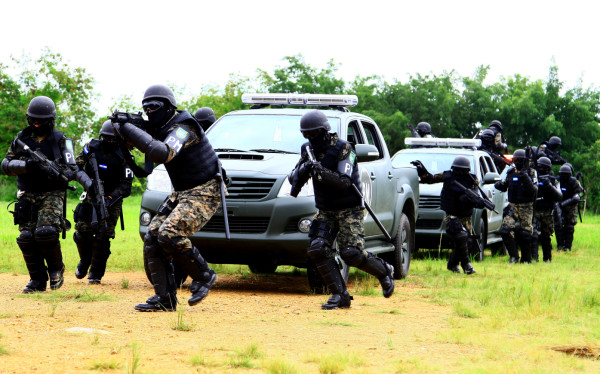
228, 343, 263, 368
89, 360, 120, 371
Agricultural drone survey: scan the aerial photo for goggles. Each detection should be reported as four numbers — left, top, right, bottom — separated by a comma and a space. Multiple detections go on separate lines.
301, 129, 321, 139
143, 100, 165, 114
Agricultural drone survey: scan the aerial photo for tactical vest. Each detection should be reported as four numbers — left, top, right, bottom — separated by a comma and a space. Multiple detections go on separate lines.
84, 140, 127, 193
310, 139, 362, 210
16, 129, 68, 192
157, 111, 218, 191
535, 175, 559, 211
506, 168, 536, 203
440, 171, 476, 217
559, 176, 577, 201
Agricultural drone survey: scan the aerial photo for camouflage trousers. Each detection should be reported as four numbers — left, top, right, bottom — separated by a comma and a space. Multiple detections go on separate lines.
444, 215, 473, 236
74, 199, 123, 239
562, 205, 578, 226
148, 179, 221, 253
533, 209, 555, 236
17, 190, 66, 233
313, 206, 365, 259
502, 202, 534, 237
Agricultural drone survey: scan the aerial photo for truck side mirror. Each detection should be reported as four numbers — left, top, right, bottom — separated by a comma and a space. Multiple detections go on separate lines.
354, 144, 380, 162
483, 172, 501, 184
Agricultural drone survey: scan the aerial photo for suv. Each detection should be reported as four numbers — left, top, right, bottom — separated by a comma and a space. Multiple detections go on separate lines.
391, 138, 509, 260
139, 93, 420, 292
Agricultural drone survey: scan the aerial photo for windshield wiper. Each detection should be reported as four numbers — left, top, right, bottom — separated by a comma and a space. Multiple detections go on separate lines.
249, 149, 298, 154
214, 148, 247, 152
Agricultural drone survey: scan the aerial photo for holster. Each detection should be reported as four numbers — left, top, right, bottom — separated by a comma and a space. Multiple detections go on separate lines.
12, 200, 35, 225
73, 201, 94, 223
157, 196, 177, 216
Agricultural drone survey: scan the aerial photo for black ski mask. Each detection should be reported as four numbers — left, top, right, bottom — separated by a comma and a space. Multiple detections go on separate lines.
143, 100, 175, 130
28, 117, 53, 137
304, 129, 330, 151
101, 136, 119, 153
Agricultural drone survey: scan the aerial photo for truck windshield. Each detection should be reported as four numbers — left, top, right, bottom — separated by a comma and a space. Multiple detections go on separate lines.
207, 114, 340, 154
392, 153, 474, 174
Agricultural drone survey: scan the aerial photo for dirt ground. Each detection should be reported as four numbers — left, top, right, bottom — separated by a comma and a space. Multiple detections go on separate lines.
0, 271, 463, 373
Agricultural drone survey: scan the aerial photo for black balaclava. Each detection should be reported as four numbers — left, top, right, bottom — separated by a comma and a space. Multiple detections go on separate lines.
144, 99, 175, 132
308, 129, 330, 152
28, 117, 53, 137
101, 136, 119, 153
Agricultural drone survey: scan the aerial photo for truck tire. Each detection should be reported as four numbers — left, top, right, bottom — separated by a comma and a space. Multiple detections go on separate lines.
143, 251, 188, 287
471, 216, 487, 262
385, 213, 413, 279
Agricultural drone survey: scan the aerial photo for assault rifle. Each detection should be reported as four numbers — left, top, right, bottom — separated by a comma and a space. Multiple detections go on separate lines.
576, 172, 586, 223
108, 111, 153, 178
305, 146, 392, 241
483, 149, 512, 167
215, 162, 231, 240
452, 179, 498, 214
87, 153, 109, 233
16, 139, 69, 182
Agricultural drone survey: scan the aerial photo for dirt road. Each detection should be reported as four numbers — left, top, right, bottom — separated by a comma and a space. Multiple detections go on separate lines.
0, 271, 460, 373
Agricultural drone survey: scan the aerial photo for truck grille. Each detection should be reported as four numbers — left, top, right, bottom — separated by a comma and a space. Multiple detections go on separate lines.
419, 196, 440, 209
416, 219, 443, 229
227, 178, 277, 199
202, 216, 270, 234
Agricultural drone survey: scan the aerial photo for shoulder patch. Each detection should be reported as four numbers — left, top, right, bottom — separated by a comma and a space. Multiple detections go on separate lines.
65, 139, 74, 152
176, 127, 188, 139
349, 151, 356, 164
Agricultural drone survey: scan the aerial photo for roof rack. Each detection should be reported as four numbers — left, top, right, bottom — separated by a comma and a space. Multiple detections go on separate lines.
404, 137, 482, 148
242, 93, 358, 111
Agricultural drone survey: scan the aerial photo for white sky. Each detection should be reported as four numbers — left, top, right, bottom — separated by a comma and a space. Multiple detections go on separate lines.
2, 0, 599, 113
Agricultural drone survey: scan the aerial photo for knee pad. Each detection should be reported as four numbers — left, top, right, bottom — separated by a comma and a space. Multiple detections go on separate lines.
340, 246, 365, 267
34, 226, 59, 245
73, 231, 93, 245
308, 219, 338, 245
16, 230, 34, 246
157, 234, 186, 256
500, 225, 512, 236
143, 233, 161, 257
307, 238, 328, 261
564, 225, 575, 234
517, 229, 531, 240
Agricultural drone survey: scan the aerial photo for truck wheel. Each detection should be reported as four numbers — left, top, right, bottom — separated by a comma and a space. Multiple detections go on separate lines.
472, 217, 487, 262
248, 262, 278, 274
306, 253, 349, 294
388, 213, 413, 279
143, 251, 188, 287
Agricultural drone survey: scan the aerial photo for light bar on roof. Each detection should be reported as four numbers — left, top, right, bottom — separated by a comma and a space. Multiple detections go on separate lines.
404, 137, 482, 147
242, 93, 358, 107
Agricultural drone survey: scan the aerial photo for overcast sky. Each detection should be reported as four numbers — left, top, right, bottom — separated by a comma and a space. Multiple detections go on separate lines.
2, 0, 599, 113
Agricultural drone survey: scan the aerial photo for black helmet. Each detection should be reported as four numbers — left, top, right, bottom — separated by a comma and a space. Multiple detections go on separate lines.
513, 149, 526, 160
194, 107, 216, 124
416, 122, 431, 134
548, 136, 562, 147
451, 156, 471, 170
142, 84, 177, 108
537, 156, 551, 169
99, 120, 115, 138
480, 128, 495, 142
300, 110, 330, 132
489, 120, 502, 131
559, 164, 572, 176
27, 96, 57, 119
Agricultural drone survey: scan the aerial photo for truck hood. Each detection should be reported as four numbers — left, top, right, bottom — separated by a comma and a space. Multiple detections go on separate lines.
419, 182, 443, 197
219, 153, 301, 176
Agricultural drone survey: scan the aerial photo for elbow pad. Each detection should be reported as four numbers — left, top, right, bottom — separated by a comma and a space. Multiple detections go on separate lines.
119, 123, 154, 152
1, 158, 27, 176
319, 168, 352, 190
75, 170, 93, 191
146, 141, 170, 164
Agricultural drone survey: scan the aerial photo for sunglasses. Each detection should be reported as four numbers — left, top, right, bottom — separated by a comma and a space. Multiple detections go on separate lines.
143, 100, 165, 114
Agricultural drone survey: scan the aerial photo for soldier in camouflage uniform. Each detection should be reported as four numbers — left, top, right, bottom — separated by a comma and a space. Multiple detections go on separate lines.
556, 164, 583, 251
73, 120, 134, 284
494, 149, 538, 264
112, 85, 223, 312
531, 157, 562, 262
1, 96, 89, 293
412, 156, 488, 274
289, 110, 394, 310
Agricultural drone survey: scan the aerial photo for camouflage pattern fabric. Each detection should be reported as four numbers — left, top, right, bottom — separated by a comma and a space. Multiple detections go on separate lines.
533, 209, 555, 235
502, 202, 534, 235
17, 190, 65, 232
562, 205, 578, 226
148, 179, 221, 252
74, 199, 123, 239
444, 215, 473, 235
313, 206, 365, 258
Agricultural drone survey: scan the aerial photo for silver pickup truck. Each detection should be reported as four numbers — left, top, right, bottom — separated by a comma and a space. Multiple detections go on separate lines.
139, 93, 420, 292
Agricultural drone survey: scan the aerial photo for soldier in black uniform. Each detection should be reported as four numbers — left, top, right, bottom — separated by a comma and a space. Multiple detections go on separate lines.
73, 121, 134, 284
194, 107, 216, 132
531, 157, 562, 262
111, 85, 222, 312
494, 149, 538, 264
288, 110, 394, 310
411, 156, 488, 274
477, 128, 510, 173
537, 136, 567, 165
1, 96, 89, 293
556, 164, 583, 251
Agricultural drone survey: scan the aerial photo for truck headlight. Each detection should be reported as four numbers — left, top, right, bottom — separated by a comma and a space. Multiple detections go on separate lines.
277, 177, 315, 197
140, 212, 152, 226
146, 168, 172, 193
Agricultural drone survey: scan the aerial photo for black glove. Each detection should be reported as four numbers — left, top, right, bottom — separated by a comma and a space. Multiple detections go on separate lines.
25, 158, 39, 172
62, 169, 75, 181
410, 160, 428, 177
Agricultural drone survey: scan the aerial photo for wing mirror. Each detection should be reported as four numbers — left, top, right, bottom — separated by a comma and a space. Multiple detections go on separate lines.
354, 144, 379, 162
483, 172, 501, 184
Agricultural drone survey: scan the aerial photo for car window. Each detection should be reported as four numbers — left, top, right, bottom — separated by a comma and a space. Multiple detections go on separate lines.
347, 120, 363, 146
361, 120, 384, 160
207, 114, 340, 153
484, 156, 497, 173
393, 152, 474, 174
479, 156, 489, 177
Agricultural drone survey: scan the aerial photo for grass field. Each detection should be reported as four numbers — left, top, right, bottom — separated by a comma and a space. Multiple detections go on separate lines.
1, 196, 599, 372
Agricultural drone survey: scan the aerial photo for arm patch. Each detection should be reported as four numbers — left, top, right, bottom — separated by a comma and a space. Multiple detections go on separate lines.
164, 126, 191, 155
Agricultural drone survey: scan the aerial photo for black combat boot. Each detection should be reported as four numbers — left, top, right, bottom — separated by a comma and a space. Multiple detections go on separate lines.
540, 234, 552, 263
530, 229, 539, 262
502, 233, 519, 264
18, 231, 48, 293
88, 237, 111, 285
317, 259, 352, 310
135, 239, 177, 312
563, 226, 574, 251
355, 252, 395, 298
73, 232, 94, 279
516, 230, 532, 264
172, 247, 217, 306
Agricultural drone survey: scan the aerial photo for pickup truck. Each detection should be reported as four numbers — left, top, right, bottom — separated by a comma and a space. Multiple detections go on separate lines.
139, 93, 420, 292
